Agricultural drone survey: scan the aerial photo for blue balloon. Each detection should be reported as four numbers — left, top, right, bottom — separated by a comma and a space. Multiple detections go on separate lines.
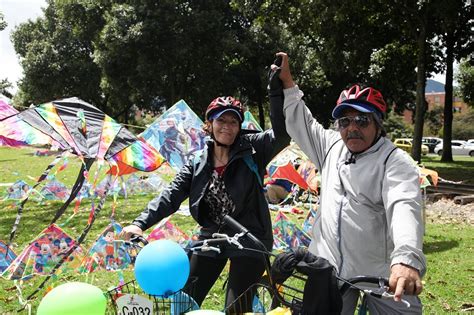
134, 239, 190, 296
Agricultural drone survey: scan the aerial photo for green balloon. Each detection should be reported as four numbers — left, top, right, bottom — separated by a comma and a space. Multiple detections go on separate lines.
37, 282, 106, 315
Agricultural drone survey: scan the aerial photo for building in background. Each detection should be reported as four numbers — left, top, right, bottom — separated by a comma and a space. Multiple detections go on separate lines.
403, 79, 468, 124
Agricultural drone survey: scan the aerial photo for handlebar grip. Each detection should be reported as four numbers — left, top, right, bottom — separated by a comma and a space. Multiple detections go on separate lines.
130, 234, 149, 246
222, 215, 261, 246
222, 215, 248, 233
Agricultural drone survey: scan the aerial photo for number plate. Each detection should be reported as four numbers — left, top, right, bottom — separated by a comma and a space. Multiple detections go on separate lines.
116, 294, 153, 315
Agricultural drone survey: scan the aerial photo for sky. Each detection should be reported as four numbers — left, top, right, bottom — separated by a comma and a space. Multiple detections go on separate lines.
1, 0, 449, 95
0, 0, 47, 93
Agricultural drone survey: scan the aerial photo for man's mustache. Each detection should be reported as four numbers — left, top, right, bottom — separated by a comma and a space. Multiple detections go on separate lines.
347, 131, 363, 139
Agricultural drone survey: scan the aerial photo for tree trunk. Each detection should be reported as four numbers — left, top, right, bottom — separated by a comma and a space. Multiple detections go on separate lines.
441, 32, 455, 162
412, 22, 427, 163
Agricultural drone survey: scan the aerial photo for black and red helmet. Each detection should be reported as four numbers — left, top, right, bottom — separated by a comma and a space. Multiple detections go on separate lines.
205, 96, 244, 122
332, 85, 387, 119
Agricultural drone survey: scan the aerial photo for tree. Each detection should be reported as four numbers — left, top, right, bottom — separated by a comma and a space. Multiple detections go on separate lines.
11, 0, 105, 108
456, 58, 474, 107
0, 11, 6, 30
436, 0, 473, 162
0, 11, 13, 98
94, 0, 276, 121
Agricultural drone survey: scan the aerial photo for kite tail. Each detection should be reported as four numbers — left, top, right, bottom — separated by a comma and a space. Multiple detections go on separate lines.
49, 158, 94, 225
6, 153, 64, 257
23, 174, 112, 305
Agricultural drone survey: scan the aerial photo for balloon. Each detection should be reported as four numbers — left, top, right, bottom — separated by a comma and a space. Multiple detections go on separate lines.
37, 282, 106, 315
135, 239, 189, 296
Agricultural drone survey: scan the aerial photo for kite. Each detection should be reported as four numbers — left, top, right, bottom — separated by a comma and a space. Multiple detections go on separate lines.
2, 180, 31, 200
296, 160, 319, 193
2, 224, 84, 280
242, 111, 263, 132
140, 100, 206, 170
0, 240, 17, 273
302, 206, 318, 235
146, 218, 190, 247
4, 97, 164, 301
272, 211, 311, 250
267, 162, 309, 191
5, 96, 164, 236
0, 97, 60, 148
79, 222, 132, 273
39, 179, 70, 201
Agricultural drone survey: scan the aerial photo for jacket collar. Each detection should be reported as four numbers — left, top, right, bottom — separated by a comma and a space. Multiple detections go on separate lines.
205, 136, 254, 163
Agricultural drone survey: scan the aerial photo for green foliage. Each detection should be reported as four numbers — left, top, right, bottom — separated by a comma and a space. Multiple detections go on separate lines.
452, 108, 474, 140
0, 11, 6, 31
384, 111, 413, 140
424, 105, 444, 137
456, 58, 474, 106
11, 0, 104, 108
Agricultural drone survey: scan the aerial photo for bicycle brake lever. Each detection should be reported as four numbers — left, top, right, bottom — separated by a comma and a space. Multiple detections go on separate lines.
192, 244, 221, 253
368, 290, 410, 308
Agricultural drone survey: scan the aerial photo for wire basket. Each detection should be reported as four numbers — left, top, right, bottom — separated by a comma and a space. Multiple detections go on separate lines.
106, 277, 198, 315
223, 272, 306, 314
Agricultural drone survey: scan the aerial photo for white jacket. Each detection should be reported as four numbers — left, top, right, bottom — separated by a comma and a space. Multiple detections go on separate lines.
283, 86, 426, 279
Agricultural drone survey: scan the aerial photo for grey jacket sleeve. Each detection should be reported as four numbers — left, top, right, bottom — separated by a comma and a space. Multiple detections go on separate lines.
132, 162, 193, 231
283, 86, 340, 170
383, 150, 427, 276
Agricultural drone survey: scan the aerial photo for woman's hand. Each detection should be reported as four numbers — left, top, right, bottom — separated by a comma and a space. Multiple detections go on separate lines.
120, 224, 144, 241
274, 52, 295, 89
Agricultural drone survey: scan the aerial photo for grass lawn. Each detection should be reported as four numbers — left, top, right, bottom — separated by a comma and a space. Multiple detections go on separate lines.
0, 146, 473, 313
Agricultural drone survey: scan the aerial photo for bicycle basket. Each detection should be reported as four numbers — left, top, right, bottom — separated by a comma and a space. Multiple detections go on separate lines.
106, 277, 198, 315
223, 273, 307, 314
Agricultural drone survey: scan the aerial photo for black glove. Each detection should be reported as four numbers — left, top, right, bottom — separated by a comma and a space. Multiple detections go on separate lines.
267, 55, 283, 97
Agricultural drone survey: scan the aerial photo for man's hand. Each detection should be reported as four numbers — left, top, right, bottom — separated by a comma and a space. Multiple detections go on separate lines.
389, 263, 423, 301
274, 52, 295, 89
120, 224, 144, 241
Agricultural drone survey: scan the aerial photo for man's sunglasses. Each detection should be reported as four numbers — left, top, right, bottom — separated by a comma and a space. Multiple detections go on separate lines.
335, 115, 371, 130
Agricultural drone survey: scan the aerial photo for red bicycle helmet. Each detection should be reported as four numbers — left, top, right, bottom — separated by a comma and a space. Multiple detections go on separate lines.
332, 85, 387, 119
205, 96, 244, 122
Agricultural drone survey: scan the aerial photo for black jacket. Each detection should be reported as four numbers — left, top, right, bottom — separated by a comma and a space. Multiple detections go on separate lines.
133, 96, 290, 253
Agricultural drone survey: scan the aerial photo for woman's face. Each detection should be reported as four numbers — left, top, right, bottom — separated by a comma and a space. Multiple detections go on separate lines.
211, 112, 241, 145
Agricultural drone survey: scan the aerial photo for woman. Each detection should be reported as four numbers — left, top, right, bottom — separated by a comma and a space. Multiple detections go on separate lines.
122, 74, 289, 312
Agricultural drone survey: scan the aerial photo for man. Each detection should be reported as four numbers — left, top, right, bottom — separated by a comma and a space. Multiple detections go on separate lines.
274, 52, 426, 314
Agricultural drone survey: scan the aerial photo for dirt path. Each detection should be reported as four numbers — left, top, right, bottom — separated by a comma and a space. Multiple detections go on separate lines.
425, 198, 474, 224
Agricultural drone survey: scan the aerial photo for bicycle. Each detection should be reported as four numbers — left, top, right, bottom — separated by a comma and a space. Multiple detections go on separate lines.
107, 215, 412, 314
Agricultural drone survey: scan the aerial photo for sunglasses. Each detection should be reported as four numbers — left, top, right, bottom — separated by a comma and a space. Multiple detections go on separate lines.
335, 115, 371, 130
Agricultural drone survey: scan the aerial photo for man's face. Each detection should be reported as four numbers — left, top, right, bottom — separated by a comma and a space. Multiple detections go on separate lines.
337, 108, 378, 153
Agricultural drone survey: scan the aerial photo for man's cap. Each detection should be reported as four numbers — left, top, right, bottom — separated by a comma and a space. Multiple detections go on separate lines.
332, 101, 382, 119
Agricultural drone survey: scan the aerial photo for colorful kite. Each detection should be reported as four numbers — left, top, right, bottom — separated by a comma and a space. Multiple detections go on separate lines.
2, 180, 31, 200
0, 240, 17, 273
79, 222, 132, 273
2, 224, 84, 280
146, 218, 190, 247
39, 179, 70, 201
302, 206, 318, 235
242, 111, 263, 131
272, 211, 311, 250
267, 162, 309, 190
296, 160, 319, 193
4, 97, 164, 301
140, 100, 206, 170
6, 96, 164, 236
